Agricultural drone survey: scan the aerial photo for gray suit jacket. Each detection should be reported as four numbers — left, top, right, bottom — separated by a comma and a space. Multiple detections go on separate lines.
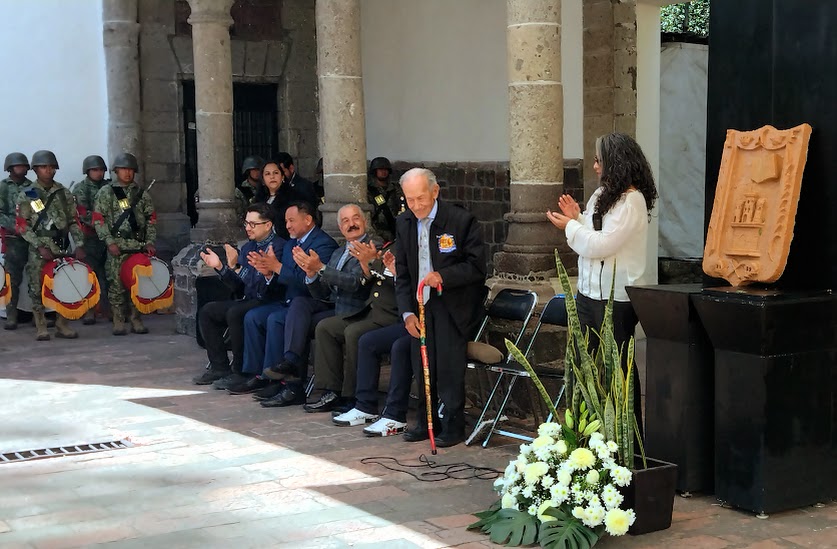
307, 235, 372, 315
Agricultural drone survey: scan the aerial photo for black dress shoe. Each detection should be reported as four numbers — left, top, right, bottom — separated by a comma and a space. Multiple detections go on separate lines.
403, 426, 429, 443
260, 386, 305, 408
212, 372, 247, 390
193, 368, 231, 385
252, 382, 283, 401
435, 430, 465, 448
263, 360, 298, 381
227, 376, 269, 395
303, 390, 341, 413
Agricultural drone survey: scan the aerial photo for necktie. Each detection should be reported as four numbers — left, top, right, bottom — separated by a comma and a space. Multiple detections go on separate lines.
336, 245, 351, 271
418, 217, 432, 303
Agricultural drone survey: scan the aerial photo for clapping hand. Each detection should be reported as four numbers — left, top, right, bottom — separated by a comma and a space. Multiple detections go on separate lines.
558, 194, 581, 219
382, 250, 396, 276
349, 240, 379, 265
223, 243, 239, 269
200, 246, 223, 270
292, 246, 323, 278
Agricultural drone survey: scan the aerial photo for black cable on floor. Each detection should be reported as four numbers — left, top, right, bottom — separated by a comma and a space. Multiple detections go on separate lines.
360, 454, 502, 482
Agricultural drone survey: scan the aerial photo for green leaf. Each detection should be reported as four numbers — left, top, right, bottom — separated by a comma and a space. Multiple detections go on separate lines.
604, 396, 616, 443
505, 338, 559, 420
469, 507, 539, 546
538, 507, 602, 549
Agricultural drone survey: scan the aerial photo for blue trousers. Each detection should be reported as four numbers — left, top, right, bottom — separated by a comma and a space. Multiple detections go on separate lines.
355, 325, 412, 422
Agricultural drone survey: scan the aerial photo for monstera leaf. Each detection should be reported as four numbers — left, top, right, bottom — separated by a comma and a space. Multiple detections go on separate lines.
468, 507, 539, 546
538, 507, 603, 549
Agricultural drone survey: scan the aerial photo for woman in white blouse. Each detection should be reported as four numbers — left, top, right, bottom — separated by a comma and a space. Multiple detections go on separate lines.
547, 133, 657, 429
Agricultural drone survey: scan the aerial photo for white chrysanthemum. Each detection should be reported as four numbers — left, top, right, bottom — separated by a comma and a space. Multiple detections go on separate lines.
527, 503, 539, 516
555, 440, 568, 455
550, 484, 569, 504
611, 466, 632, 487
556, 469, 572, 486
602, 490, 624, 510
590, 432, 604, 442
501, 492, 518, 509
588, 494, 602, 509
537, 500, 557, 523
534, 447, 552, 462
515, 457, 527, 473
504, 462, 516, 477
626, 508, 637, 525
604, 508, 631, 536
507, 471, 521, 484
583, 505, 606, 527
538, 422, 562, 438
585, 470, 600, 485
569, 448, 596, 469
602, 483, 619, 499
572, 506, 587, 520
522, 486, 534, 499
532, 435, 554, 449
596, 446, 611, 460
606, 440, 618, 452
510, 485, 521, 496
493, 477, 505, 490
524, 461, 550, 485
541, 475, 555, 488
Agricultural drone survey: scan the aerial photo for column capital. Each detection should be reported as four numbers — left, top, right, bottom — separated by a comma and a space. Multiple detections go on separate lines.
187, 0, 234, 26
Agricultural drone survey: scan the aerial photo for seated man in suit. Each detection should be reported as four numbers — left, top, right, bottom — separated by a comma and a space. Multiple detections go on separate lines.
192, 203, 286, 386
258, 203, 375, 408
303, 239, 403, 415
227, 202, 338, 397
395, 168, 487, 448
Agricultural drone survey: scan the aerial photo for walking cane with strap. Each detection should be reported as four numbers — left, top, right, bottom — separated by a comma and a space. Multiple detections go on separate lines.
416, 279, 442, 455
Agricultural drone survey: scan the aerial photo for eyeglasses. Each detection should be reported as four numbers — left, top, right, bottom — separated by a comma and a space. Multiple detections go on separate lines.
243, 220, 270, 229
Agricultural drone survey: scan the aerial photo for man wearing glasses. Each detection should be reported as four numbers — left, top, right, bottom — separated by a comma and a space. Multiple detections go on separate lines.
192, 202, 286, 385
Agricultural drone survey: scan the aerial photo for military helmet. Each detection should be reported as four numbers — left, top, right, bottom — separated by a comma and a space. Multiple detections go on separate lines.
4, 152, 30, 171
112, 152, 139, 171
82, 155, 107, 174
241, 155, 264, 175
31, 150, 59, 169
369, 156, 392, 174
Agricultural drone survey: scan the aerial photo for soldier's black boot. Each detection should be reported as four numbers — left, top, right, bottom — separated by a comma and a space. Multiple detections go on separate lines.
33, 310, 50, 341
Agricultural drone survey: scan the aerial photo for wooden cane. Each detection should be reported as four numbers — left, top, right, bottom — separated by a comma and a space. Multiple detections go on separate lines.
417, 280, 443, 455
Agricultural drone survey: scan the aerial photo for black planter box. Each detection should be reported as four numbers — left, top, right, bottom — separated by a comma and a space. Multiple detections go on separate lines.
693, 287, 837, 514
626, 284, 714, 494
621, 456, 678, 535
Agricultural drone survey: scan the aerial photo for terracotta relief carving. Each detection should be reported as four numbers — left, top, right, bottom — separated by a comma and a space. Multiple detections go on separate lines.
703, 123, 812, 286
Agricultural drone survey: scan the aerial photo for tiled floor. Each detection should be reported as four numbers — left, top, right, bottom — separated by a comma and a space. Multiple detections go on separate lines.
0, 315, 834, 548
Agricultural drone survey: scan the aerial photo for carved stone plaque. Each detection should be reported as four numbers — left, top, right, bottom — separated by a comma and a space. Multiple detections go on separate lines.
703, 123, 812, 286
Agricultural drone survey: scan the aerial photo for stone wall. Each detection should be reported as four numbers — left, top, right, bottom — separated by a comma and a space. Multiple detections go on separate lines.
138, 0, 319, 258
390, 160, 583, 275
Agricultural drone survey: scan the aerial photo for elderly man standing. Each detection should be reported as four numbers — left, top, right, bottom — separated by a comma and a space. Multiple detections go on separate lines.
394, 168, 487, 448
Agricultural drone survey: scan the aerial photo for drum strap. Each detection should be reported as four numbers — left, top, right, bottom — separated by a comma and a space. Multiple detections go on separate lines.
32, 190, 61, 233
110, 186, 143, 237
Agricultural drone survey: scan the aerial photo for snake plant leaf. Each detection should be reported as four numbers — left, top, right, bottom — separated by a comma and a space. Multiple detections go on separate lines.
604, 395, 616, 443
538, 507, 603, 549
469, 507, 539, 546
505, 338, 560, 421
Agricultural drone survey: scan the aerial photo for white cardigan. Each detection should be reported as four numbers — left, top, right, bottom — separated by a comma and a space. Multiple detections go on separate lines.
564, 188, 649, 302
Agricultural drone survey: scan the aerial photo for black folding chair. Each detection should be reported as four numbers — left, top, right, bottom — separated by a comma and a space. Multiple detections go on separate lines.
465, 288, 539, 445
476, 294, 570, 448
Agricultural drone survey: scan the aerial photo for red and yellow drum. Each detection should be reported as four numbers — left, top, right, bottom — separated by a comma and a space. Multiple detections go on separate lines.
120, 253, 174, 313
40, 259, 101, 319
0, 260, 10, 306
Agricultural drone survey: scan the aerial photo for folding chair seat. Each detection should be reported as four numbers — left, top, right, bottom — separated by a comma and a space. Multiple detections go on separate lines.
466, 288, 538, 442
475, 294, 570, 447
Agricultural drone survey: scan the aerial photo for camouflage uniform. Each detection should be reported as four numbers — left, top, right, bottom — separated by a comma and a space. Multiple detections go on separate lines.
0, 174, 33, 327
16, 178, 85, 339
93, 178, 156, 334
367, 179, 405, 244
235, 178, 259, 220
72, 175, 109, 317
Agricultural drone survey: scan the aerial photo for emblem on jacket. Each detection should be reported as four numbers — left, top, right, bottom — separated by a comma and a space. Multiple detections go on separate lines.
438, 233, 456, 253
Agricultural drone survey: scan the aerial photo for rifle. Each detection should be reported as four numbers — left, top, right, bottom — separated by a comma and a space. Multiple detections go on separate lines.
110, 179, 156, 238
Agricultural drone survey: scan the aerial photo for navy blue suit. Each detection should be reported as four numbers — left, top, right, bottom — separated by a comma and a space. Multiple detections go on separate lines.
242, 226, 338, 375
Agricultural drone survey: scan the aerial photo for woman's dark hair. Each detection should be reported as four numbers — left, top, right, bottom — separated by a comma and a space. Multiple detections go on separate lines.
594, 133, 658, 218
253, 159, 289, 203
246, 202, 274, 224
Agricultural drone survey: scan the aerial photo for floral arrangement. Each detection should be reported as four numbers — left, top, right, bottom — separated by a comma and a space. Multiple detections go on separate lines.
469, 252, 644, 548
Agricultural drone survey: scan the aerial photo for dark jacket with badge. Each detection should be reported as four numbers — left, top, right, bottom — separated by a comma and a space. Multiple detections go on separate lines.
344, 257, 399, 325
15, 180, 84, 255
367, 180, 404, 243
92, 181, 156, 250
306, 235, 372, 316
394, 199, 487, 337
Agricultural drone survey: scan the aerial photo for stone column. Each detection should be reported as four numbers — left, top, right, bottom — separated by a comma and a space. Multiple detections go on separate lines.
493, 0, 565, 297
316, 0, 369, 235
172, 0, 238, 336
187, 0, 239, 243
102, 0, 142, 178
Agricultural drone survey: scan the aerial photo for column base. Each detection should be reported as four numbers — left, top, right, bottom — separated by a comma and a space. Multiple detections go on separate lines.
191, 201, 243, 243
154, 213, 192, 262
171, 242, 219, 336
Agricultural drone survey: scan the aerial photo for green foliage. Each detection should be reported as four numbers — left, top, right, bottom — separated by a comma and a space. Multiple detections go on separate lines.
468, 507, 539, 546
505, 338, 559, 421
661, 0, 710, 37
539, 508, 604, 549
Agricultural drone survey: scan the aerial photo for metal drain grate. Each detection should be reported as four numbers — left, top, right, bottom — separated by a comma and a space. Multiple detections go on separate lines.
0, 439, 133, 464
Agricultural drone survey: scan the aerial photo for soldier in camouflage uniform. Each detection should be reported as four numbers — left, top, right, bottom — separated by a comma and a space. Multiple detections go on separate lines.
0, 152, 33, 330
72, 155, 110, 325
93, 152, 157, 336
15, 150, 86, 340
366, 156, 404, 243
235, 155, 263, 220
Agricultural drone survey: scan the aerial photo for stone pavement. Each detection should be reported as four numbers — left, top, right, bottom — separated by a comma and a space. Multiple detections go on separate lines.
0, 315, 835, 548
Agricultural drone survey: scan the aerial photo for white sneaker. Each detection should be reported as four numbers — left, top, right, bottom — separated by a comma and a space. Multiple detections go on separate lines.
333, 407, 378, 426
363, 417, 407, 437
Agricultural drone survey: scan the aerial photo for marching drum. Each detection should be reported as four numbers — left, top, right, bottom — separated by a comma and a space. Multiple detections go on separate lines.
120, 253, 174, 313
41, 259, 101, 319
0, 259, 9, 307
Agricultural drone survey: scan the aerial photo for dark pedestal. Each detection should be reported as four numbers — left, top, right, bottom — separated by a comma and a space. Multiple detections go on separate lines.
627, 284, 714, 494
693, 287, 837, 514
